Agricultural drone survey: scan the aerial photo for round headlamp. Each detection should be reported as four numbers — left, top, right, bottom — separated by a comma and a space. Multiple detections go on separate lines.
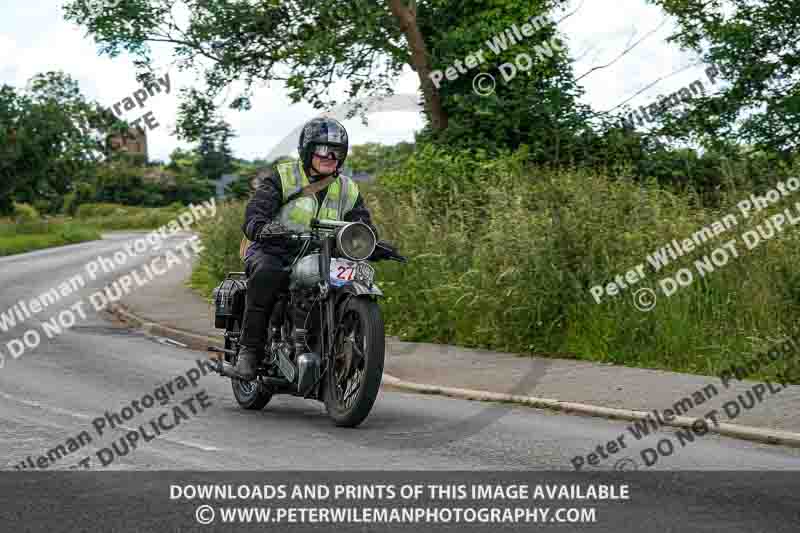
336, 222, 376, 261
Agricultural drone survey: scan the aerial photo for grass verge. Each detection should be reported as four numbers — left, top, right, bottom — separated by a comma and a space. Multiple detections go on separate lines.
0, 221, 101, 256
0, 202, 190, 257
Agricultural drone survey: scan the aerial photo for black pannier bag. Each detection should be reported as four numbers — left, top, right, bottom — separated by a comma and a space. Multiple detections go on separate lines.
212, 274, 247, 329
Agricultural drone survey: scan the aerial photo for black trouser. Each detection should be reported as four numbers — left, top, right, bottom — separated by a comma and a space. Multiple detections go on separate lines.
239, 248, 291, 350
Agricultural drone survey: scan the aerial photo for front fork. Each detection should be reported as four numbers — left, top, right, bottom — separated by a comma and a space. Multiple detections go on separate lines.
318, 235, 336, 362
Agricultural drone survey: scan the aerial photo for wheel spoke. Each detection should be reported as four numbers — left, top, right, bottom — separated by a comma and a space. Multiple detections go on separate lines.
331, 308, 370, 409
343, 372, 362, 404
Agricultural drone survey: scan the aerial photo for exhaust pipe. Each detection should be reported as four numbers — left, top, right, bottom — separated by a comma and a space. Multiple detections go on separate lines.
210, 358, 293, 389
207, 346, 248, 379
212, 359, 246, 379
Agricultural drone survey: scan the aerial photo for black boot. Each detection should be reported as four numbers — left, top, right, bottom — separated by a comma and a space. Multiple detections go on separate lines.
232, 346, 261, 381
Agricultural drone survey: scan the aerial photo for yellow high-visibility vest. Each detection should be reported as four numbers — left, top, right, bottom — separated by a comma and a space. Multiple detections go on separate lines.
239, 160, 360, 260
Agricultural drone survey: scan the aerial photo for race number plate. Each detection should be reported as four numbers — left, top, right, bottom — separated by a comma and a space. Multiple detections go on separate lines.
330, 259, 375, 285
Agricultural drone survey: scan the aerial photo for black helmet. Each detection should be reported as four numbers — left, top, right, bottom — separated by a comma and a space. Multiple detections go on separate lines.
298, 117, 349, 176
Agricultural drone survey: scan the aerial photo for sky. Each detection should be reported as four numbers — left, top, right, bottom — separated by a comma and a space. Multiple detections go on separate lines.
0, 0, 710, 163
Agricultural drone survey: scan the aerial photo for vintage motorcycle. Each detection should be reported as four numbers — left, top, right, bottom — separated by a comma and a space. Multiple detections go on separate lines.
210, 218, 407, 427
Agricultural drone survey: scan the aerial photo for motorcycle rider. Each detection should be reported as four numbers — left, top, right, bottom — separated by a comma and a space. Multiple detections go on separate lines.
232, 117, 377, 380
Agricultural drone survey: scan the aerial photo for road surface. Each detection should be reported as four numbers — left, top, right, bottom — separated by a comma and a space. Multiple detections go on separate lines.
0, 233, 797, 472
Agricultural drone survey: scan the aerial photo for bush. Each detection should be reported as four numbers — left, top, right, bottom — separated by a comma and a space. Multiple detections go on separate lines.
76, 203, 125, 218
63, 193, 78, 216
190, 201, 246, 297
75, 202, 186, 231
63, 181, 97, 216
13, 202, 40, 222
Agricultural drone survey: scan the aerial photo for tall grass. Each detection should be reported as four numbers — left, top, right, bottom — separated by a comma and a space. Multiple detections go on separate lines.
191, 149, 800, 381
189, 201, 247, 298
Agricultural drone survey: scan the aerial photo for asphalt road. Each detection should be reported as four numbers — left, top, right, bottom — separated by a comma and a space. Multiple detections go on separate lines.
1, 234, 799, 532
0, 233, 799, 472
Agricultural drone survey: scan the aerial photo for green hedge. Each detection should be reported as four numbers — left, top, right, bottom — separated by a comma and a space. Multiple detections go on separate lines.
191, 148, 800, 382
76, 202, 185, 230
189, 201, 246, 297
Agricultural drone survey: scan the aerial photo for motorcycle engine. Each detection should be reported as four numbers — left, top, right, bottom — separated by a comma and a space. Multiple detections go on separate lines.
290, 253, 323, 288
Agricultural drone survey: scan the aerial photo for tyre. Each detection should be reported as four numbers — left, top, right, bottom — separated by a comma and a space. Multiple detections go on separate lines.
232, 377, 273, 410
323, 297, 385, 427
227, 319, 272, 410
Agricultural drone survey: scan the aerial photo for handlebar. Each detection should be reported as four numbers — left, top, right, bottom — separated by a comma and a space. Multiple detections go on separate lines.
311, 218, 349, 230
259, 219, 341, 241
259, 225, 408, 264
258, 231, 312, 242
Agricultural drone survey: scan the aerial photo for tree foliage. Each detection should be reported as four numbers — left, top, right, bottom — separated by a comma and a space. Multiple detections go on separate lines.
63, 0, 414, 139
0, 72, 120, 214
647, 0, 800, 156
195, 118, 236, 181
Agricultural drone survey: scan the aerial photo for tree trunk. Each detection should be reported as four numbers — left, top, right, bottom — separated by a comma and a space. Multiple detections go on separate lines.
387, 0, 448, 131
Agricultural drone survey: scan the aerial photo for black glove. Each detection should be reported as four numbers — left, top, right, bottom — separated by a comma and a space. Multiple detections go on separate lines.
370, 240, 406, 262
256, 221, 292, 242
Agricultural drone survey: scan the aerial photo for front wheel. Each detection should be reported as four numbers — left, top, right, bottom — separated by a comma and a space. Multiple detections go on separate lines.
323, 297, 385, 427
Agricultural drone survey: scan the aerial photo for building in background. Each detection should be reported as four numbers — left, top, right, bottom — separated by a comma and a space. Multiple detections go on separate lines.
216, 174, 240, 198
107, 127, 148, 161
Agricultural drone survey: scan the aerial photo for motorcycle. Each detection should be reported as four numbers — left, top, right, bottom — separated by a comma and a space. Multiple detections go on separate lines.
209, 218, 407, 427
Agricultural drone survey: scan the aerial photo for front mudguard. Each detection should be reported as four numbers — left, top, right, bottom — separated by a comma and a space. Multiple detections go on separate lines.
334, 281, 384, 302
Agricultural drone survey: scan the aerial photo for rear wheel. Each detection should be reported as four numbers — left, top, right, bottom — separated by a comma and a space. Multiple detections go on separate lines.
323, 298, 385, 427
228, 319, 272, 410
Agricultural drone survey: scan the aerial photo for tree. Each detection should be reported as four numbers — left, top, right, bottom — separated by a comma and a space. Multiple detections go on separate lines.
224, 175, 253, 200
63, 0, 572, 142
646, 0, 800, 156
0, 72, 120, 214
347, 142, 415, 178
0, 85, 25, 214
415, 0, 586, 160
195, 119, 236, 181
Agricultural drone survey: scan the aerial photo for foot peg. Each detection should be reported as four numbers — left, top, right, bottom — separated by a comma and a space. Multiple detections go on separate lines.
211, 359, 255, 381
208, 346, 254, 380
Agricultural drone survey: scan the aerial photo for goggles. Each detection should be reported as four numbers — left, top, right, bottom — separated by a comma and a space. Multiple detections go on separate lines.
312, 144, 346, 160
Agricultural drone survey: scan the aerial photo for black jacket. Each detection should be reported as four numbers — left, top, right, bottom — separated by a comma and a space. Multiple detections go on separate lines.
242, 167, 377, 261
